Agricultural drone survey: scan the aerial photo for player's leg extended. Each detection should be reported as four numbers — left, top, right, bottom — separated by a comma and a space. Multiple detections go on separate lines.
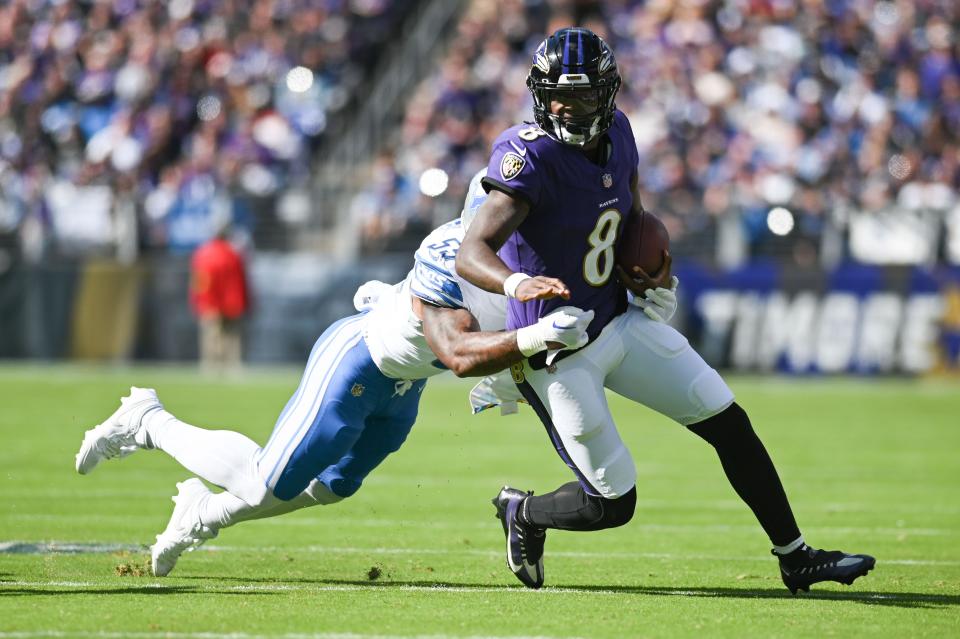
513, 351, 639, 524
187, 376, 425, 532
190, 366, 426, 536
155, 315, 368, 507
602, 311, 801, 533
315, 379, 426, 499
74, 386, 269, 503
256, 316, 384, 501
517, 315, 640, 501
494, 335, 637, 589
151, 315, 377, 576
76, 315, 370, 507
162, 378, 426, 530
150, 478, 344, 577
199, 478, 344, 529
605, 309, 874, 592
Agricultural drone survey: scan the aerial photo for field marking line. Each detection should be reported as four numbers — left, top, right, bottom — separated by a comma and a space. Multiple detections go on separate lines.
0, 632, 585, 639
209, 545, 960, 568
7, 514, 957, 537
0, 579, 635, 595
0, 581, 953, 606
13, 491, 960, 516
2, 541, 958, 566
0, 542, 144, 554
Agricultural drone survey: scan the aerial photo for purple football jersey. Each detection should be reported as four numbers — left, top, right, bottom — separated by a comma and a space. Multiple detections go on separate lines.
482, 110, 640, 343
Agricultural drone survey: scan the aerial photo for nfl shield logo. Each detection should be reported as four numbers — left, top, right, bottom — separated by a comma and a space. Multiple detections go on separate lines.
602, 173, 613, 188
350, 383, 365, 397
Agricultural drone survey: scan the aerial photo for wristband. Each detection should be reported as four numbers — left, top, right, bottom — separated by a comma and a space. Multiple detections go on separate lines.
515, 325, 546, 357
503, 273, 531, 299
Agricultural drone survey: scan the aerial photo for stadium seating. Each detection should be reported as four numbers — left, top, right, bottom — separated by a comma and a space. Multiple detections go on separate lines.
350, 0, 960, 267
0, 0, 413, 254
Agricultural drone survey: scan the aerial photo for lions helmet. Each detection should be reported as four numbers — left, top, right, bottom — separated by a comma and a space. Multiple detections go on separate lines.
527, 28, 621, 147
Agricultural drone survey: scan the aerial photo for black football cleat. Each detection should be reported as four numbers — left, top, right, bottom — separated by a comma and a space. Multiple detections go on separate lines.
776, 544, 876, 594
492, 486, 546, 589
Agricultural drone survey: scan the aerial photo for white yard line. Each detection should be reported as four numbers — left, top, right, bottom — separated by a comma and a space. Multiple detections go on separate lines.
12, 491, 960, 516
1, 541, 958, 566
7, 514, 956, 537
0, 632, 584, 639
0, 581, 950, 607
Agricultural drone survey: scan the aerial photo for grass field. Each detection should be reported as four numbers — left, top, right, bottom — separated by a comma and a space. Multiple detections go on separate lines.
0, 364, 958, 639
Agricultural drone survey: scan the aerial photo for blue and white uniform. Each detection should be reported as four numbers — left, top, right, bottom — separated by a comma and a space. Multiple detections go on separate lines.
256, 215, 507, 501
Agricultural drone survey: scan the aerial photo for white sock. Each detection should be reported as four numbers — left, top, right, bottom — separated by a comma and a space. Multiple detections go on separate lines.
197, 490, 313, 529
198, 480, 342, 529
772, 535, 806, 555
140, 408, 267, 506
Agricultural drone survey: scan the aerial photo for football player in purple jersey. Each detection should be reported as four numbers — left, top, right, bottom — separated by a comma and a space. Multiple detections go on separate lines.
456, 27, 874, 593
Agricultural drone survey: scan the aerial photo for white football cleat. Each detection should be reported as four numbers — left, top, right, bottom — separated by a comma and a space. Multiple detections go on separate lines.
75, 387, 163, 475
151, 478, 218, 577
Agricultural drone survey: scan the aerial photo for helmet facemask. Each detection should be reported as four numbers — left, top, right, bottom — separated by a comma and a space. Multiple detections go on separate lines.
526, 28, 621, 147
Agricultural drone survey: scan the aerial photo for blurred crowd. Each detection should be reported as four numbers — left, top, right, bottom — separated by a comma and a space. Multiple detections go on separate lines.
0, 0, 407, 259
355, 0, 960, 267
1, 0, 958, 268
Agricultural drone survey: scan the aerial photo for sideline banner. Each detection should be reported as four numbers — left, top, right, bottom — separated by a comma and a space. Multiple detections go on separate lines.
676, 262, 960, 375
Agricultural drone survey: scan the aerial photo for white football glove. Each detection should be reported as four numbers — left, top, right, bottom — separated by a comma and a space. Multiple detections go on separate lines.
630, 276, 680, 323
352, 280, 395, 312
516, 306, 595, 359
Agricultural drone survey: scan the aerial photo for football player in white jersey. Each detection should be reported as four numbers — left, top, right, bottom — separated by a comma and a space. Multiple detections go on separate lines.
74, 169, 601, 577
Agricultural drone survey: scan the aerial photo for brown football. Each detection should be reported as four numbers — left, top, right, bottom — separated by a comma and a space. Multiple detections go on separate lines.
616, 210, 669, 278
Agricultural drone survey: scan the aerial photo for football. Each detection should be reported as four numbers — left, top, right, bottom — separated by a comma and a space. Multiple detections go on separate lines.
616, 210, 670, 278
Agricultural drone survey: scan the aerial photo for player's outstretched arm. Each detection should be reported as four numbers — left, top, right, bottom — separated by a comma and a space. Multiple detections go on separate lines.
419, 300, 592, 378
457, 190, 570, 302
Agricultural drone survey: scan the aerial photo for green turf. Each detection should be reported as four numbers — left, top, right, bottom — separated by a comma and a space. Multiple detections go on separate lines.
1, 364, 958, 638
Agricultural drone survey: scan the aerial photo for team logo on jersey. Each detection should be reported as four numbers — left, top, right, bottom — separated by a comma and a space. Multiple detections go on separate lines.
602, 173, 613, 188
350, 383, 365, 397
500, 152, 526, 181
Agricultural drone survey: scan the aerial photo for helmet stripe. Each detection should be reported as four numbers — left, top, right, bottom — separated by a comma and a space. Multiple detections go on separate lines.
562, 33, 570, 73
577, 30, 583, 66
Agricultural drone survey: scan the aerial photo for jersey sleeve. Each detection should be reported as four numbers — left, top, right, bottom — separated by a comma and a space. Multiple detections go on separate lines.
409, 221, 466, 309
481, 128, 545, 208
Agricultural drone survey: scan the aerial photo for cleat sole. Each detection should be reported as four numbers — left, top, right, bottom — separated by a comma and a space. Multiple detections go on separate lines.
784, 557, 875, 593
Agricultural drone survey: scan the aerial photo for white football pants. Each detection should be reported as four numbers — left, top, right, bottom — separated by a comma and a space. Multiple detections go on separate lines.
513, 307, 734, 499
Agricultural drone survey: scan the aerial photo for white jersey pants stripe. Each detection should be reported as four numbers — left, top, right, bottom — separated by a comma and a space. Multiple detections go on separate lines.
257, 315, 366, 488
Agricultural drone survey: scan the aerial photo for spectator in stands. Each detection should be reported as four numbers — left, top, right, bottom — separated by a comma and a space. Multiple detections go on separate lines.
190, 223, 250, 371
0, 0, 409, 256
355, 0, 960, 266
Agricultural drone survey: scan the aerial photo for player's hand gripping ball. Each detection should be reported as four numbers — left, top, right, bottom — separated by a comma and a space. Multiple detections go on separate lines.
615, 210, 672, 296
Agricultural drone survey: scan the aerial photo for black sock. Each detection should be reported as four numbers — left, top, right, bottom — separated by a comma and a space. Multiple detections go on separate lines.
687, 403, 801, 547
522, 481, 636, 531
778, 544, 814, 567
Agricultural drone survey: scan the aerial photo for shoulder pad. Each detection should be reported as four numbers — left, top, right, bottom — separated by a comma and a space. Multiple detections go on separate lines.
410, 220, 466, 309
